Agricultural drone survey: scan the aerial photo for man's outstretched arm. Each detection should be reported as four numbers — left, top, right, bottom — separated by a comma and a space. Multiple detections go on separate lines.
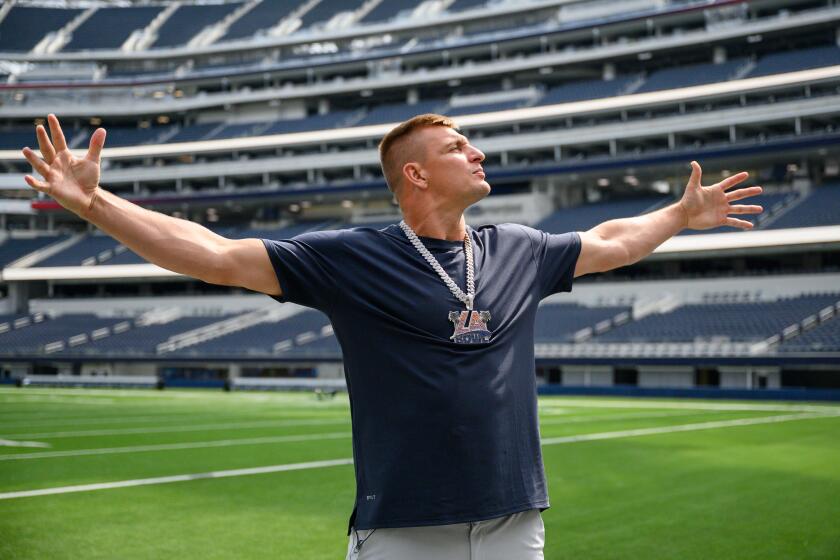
573, 161, 763, 278
21, 114, 281, 296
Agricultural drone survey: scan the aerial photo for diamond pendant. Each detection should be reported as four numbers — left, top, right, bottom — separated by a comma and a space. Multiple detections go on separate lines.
449, 310, 492, 344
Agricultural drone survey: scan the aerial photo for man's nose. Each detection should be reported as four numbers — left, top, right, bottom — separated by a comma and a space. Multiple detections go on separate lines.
469, 146, 485, 162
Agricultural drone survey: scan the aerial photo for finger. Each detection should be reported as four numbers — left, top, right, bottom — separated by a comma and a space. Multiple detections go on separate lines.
24, 174, 50, 192
718, 171, 749, 191
36, 125, 56, 164
728, 204, 763, 215
725, 217, 754, 229
47, 113, 68, 152
688, 161, 702, 188
22, 147, 51, 177
726, 185, 762, 202
86, 128, 106, 163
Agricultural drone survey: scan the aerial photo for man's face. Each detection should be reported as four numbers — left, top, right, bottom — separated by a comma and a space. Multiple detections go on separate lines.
415, 126, 489, 206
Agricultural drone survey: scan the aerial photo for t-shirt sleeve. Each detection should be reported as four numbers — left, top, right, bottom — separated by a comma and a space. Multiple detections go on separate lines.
260, 230, 345, 312
521, 225, 582, 298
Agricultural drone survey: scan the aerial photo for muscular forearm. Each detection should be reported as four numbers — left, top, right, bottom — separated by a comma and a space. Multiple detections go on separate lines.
590, 202, 687, 265
82, 188, 228, 283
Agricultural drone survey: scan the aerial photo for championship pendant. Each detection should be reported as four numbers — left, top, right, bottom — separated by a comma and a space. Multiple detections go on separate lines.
449, 310, 492, 344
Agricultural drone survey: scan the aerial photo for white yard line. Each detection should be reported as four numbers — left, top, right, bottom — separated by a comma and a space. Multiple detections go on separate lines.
539, 410, 711, 425
541, 412, 839, 445
0, 432, 351, 461
1, 418, 350, 439
2, 411, 836, 500
0, 458, 355, 500
538, 399, 840, 413
0, 439, 50, 448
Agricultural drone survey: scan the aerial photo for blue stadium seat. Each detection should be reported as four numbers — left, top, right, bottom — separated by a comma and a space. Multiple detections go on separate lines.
63, 6, 164, 51
0, 6, 83, 52
747, 45, 840, 78
261, 111, 358, 134
763, 185, 840, 229
355, 101, 447, 126
0, 235, 69, 268
358, 0, 423, 23
635, 58, 748, 93
535, 303, 631, 343
594, 294, 840, 343
0, 314, 128, 354
780, 315, 840, 353
61, 315, 238, 356
220, 0, 299, 42
298, 0, 366, 30
151, 3, 242, 48
167, 122, 223, 143
34, 235, 120, 267
536, 76, 639, 106
447, 0, 490, 12
446, 99, 529, 116
535, 196, 666, 234
172, 310, 330, 357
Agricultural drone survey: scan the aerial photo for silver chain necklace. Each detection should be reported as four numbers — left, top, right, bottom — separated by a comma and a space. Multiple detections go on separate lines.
399, 220, 492, 344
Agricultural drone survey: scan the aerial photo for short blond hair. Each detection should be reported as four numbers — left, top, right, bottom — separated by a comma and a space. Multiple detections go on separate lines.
378, 113, 456, 193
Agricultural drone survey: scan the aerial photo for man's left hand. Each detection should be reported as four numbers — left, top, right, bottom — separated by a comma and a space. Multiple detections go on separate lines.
679, 161, 763, 230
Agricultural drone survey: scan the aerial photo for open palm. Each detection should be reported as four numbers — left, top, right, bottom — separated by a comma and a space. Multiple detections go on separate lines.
22, 114, 105, 216
680, 161, 763, 230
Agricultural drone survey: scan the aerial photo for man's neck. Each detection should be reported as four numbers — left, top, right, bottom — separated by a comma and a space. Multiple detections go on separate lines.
402, 211, 467, 241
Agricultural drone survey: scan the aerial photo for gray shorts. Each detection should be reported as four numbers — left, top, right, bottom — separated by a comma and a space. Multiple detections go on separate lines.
345, 509, 545, 560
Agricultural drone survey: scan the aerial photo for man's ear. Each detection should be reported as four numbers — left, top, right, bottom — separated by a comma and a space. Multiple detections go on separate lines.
402, 162, 428, 190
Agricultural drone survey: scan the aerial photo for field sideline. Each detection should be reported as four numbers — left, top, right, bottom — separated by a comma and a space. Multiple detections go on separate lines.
1, 388, 838, 559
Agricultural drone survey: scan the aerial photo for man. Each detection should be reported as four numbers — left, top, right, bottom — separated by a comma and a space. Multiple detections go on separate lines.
22, 113, 762, 559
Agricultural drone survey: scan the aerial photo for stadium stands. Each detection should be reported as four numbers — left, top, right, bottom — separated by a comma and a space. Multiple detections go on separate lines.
536, 76, 639, 106
219, 0, 298, 42
298, 0, 365, 30
780, 316, 840, 352
33, 235, 120, 267
747, 45, 840, 78
151, 2, 242, 48
0, 235, 69, 268
0, 6, 83, 52
764, 185, 840, 229
594, 294, 840, 343
172, 310, 330, 357
535, 303, 631, 343
635, 58, 749, 93
0, 314, 129, 354
63, 6, 164, 51
354, 101, 448, 126
535, 197, 666, 234
448, 0, 490, 12
358, 0, 422, 24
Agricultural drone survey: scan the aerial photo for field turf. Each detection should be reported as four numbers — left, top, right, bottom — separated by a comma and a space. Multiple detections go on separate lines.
1, 388, 839, 559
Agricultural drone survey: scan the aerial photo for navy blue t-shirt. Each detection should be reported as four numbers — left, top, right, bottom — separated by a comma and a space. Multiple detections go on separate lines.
261, 223, 581, 531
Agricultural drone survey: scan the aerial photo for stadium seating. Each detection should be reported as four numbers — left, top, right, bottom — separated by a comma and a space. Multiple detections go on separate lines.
0, 128, 38, 150
219, 0, 299, 42
299, 0, 366, 30
535, 196, 666, 234
535, 303, 631, 343
747, 45, 840, 78
60, 315, 238, 356
446, 99, 530, 116
593, 294, 840, 343
33, 235, 120, 267
63, 6, 164, 51
101, 126, 175, 147
167, 123, 224, 143
0, 6, 83, 52
780, 317, 840, 352
0, 314, 129, 354
0, 235, 69, 268
151, 3, 242, 48
172, 310, 330, 357
358, 0, 423, 23
635, 58, 749, 93
354, 100, 450, 126
536, 76, 639, 106
763, 185, 840, 229
447, 0, 490, 12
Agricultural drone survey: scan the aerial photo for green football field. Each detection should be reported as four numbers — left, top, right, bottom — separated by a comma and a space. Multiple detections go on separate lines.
1, 388, 839, 559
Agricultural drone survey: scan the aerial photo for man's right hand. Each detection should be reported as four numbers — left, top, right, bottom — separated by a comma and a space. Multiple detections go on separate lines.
22, 114, 106, 217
